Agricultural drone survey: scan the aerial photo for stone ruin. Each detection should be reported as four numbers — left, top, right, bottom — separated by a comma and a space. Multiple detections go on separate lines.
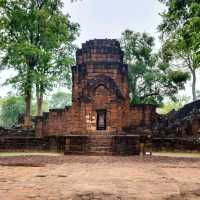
35, 39, 155, 155
153, 100, 200, 151
0, 39, 199, 154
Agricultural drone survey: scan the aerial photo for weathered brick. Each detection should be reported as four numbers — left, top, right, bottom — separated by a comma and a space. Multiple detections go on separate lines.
35, 39, 156, 154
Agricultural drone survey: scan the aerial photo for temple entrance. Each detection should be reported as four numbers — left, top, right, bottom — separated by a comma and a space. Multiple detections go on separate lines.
96, 110, 106, 130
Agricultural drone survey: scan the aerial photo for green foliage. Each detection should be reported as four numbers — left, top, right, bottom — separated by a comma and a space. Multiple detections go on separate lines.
120, 29, 188, 106
0, 0, 79, 120
0, 96, 25, 127
159, 0, 200, 42
159, 0, 200, 101
31, 98, 49, 115
49, 91, 72, 109
157, 95, 190, 114
168, 70, 190, 84
0, 95, 49, 127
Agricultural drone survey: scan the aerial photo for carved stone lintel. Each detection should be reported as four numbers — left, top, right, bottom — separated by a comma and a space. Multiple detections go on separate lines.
79, 75, 124, 103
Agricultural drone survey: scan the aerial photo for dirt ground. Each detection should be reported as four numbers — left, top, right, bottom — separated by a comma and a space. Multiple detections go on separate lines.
0, 155, 200, 200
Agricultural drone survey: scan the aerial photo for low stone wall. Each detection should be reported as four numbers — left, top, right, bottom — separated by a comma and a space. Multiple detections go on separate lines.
152, 100, 200, 151
154, 100, 200, 138
152, 137, 200, 151
112, 136, 141, 155
64, 134, 151, 156
0, 135, 65, 152
0, 127, 35, 138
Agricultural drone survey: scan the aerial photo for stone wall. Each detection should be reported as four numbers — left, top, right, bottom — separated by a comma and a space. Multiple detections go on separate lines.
0, 136, 65, 152
153, 100, 200, 151
0, 127, 65, 152
0, 127, 35, 138
128, 105, 156, 128
152, 137, 200, 151
63, 134, 151, 156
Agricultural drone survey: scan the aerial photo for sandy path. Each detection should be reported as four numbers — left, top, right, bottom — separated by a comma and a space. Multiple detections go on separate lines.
0, 156, 200, 200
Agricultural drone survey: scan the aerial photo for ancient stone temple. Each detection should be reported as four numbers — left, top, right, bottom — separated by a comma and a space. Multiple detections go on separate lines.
36, 39, 156, 155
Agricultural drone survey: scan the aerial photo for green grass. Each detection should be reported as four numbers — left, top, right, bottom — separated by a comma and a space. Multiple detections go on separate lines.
1, 151, 200, 158
154, 152, 200, 158
0, 152, 62, 157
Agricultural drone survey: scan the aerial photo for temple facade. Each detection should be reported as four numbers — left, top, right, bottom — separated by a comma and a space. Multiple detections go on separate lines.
35, 39, 156, 155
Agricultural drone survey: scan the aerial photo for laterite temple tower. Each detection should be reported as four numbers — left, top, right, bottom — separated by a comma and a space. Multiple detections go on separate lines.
36, 39, 155, 155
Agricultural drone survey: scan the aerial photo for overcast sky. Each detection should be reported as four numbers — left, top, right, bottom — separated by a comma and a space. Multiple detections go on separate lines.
64, 0, 165, 49
0, 0, 199, 99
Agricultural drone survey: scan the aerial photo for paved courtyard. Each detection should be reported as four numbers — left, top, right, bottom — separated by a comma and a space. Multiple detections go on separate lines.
0, 155, 200, 200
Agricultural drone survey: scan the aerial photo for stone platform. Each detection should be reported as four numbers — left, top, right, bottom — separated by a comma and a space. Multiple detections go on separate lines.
64, 133, 151, 156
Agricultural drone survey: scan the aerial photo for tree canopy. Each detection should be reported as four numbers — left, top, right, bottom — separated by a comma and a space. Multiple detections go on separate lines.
120, 29, 189, 106
0, 0, 79, 126
159, 0, 200, 101
49, 91, 72, 109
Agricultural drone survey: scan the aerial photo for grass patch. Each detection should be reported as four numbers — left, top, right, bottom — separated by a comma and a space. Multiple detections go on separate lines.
154, 152, 200, 158
0, 152, 62, 157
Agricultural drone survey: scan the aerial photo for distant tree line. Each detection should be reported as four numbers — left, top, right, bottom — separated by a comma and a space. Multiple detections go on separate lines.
0, 92, 72, 127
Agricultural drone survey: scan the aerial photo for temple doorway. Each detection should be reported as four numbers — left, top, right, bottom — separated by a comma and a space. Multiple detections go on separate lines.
96, 110, 106, 130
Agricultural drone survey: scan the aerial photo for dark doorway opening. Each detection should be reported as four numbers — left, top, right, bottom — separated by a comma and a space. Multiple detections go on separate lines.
96, 110, 106, 130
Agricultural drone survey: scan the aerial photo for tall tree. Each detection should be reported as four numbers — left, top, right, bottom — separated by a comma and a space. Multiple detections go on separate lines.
197, 90, 200, 99
33, 1, 78, 116
120, 29, 189, 106
0, 0, 79, 126
159, 0, 200, 101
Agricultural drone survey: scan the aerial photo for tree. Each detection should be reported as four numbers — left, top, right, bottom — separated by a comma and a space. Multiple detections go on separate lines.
49, 92, 72, 109
159, 0, 200, 101
0, 95, 49, 127
197, 90, 200, 99
33, 1, 79, 116
120, 29, 189, 106
0, 0, 79, 127
0, 96, 25, 127
31, 98, 49, 116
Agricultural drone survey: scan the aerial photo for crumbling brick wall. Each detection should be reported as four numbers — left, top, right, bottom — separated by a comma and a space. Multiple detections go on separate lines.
128, 105, 156, 127
35, 39, 155, 137
0, 127, 35, 138
153, 100, 200, 150
153, 100, 200, 137
0, 127, 65, 152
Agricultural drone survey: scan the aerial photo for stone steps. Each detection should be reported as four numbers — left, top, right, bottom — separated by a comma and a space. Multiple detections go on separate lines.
87, 135, 113, 154
88, 141, 112, 146
88, 140, 112, 146
89, 146, 112, 151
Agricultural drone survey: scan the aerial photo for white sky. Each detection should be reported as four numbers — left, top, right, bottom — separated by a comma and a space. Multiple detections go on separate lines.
64, 0, 165, 49
0, 0, 199, 99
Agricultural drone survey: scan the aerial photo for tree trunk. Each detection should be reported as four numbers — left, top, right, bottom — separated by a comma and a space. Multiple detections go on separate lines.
36, 85, 43, 116
37, 92, 43, 116
24, 89, 32, 128
191, 70, 197, 101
